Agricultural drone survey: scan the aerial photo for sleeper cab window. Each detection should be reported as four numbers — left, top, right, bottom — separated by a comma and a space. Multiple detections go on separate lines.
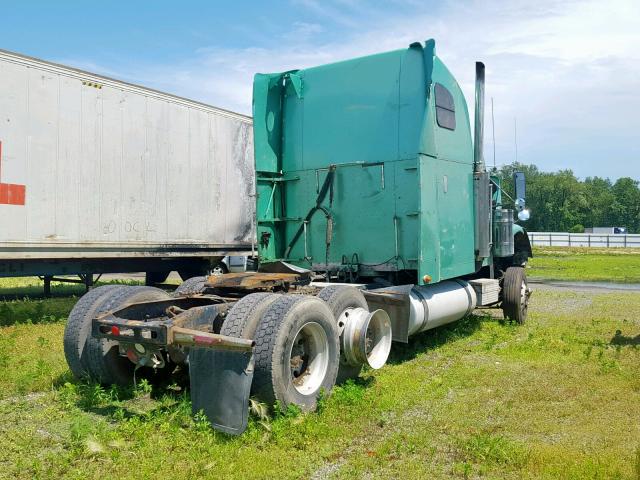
434, 83, 456, 131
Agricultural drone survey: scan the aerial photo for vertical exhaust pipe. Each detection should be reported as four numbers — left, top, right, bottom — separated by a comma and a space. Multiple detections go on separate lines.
473, 62, 485, 173
473, 62, 491, 258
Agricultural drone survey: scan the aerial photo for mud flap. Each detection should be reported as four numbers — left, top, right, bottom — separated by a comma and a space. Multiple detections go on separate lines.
189, 348, 254, 435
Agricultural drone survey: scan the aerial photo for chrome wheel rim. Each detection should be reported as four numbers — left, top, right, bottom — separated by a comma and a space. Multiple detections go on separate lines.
520, 279, 530, 316
288, 322, 329, 395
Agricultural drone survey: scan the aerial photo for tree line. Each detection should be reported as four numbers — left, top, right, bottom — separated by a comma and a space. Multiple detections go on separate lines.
494, 163, 640, 234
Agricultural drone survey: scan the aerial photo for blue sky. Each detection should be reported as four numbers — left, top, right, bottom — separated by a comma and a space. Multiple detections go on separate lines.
2, 0, 638, 180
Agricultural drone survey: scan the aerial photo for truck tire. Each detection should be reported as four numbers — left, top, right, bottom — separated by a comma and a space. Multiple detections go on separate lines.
64, 285, 121, 380
317, 285, 369, 383
502, 267, 530, 324
174, 276, 207, 296
220, 293, 280, 339
178, 268, 207, 282
85, 286, 172, 385
252, 295, 340, 412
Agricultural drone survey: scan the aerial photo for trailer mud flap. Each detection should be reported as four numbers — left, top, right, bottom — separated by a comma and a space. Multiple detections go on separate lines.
189, 348, 254, 435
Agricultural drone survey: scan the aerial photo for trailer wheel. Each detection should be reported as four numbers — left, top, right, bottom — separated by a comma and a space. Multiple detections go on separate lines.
252, 295, 340, 412
317, 285, 369, 383
502, 267, 530, 324
68, 286, 172, 385
220, 293, 280, 339
210, 261, 229, 275
174, 276, 207, 296
64, 285, 121, 380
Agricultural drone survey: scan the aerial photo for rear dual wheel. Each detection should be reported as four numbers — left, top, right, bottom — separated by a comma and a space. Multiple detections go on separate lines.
222, 294, 340, 412
252, 295, 340, 411
174, 276, 208, 296
317, 285, 369, 383
220, 293, 281, 339
173, 261, 229, 296
64, 285, 120, 380
63, 285, 173, 385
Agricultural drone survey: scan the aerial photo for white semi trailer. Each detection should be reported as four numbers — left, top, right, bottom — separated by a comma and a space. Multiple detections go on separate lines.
0, 49, 254, 291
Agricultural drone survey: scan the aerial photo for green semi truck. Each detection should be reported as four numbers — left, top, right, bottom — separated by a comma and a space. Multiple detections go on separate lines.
63, 39, 532, 435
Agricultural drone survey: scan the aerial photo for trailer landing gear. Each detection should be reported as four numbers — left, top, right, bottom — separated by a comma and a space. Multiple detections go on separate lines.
42, 273, 96, 297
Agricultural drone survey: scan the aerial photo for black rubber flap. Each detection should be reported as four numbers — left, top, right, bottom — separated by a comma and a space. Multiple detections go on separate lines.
189, 348, 254, 435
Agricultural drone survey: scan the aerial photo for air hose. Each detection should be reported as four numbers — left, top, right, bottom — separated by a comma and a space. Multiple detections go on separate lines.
284, 165, 336, 261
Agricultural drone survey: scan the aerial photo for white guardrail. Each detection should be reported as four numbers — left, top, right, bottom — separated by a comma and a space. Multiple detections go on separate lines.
529, 232, 640, 248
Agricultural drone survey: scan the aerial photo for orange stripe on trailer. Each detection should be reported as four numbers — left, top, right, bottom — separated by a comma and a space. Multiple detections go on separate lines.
0, 183, 26, 205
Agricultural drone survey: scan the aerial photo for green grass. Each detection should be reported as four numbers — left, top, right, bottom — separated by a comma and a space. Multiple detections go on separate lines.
0, 278, 639, 479
529, 247, 640, 283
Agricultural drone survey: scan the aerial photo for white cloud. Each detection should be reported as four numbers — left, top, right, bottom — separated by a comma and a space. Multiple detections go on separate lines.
286, 22, 325, 40
61, 0, 640, 179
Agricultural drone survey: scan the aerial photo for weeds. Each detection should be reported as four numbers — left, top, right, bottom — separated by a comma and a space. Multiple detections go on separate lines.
0, 277, 146, 327
459, 432, 529, 467
329, 380, 367, 406
0, 279, 639, 479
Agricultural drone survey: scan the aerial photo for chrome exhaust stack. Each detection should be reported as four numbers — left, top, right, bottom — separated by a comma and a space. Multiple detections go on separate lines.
339, 308, 392, 369
473, 61, 492, 259
473, 61, 486, 173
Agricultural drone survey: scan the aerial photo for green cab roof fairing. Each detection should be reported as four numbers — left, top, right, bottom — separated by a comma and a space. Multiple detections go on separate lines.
252, 39, 476, 284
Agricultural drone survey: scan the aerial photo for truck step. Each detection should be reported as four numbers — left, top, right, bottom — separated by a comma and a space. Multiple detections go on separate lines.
468, 278, 500, 306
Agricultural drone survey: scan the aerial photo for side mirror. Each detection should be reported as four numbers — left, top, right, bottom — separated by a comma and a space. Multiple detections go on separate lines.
517, 209, 530, 221
513, 171, 526, 203
513, 171, 530, 221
